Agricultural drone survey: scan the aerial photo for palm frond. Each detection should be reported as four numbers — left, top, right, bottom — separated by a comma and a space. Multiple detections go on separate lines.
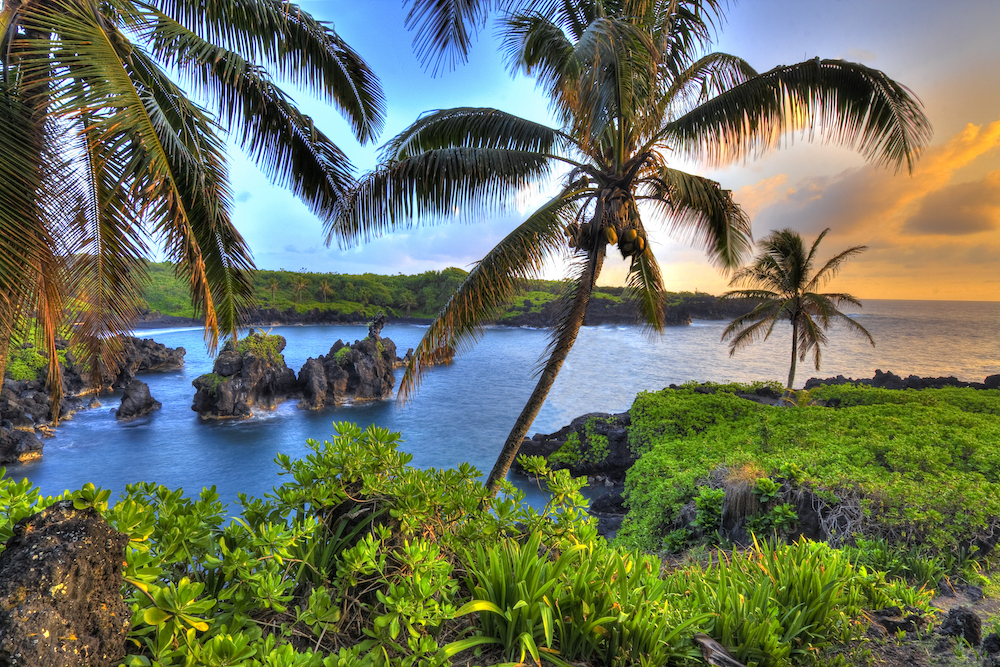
147, 0, 385, 141
663, 52, 758, 113
403, 0, 490, 75
804, 243, 869, 292
383, 107, 562, 160
639, 163, 752, 270
622, 244, 665, 332
330, 146, 553, 247
147, 20, 357, 224
665, 58, 932, 172
397, 189, 579, 402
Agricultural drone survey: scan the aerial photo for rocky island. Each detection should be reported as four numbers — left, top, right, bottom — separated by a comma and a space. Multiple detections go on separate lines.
190, 316, 403, 419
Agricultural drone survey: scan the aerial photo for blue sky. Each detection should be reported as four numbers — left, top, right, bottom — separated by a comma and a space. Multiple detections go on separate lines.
222, 0, 1000, 300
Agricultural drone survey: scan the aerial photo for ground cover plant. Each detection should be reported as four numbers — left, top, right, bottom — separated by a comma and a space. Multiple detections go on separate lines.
618, 384, 1000, 559
0, 422, 931, 666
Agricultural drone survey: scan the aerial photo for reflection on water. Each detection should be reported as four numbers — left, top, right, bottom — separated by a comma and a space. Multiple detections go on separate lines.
6, 299, 998, 508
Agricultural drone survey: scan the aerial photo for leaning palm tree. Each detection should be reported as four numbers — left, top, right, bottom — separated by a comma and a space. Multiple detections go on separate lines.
333, 0, 929, 494
722, 228, 875, 396
0, 0, 384, 404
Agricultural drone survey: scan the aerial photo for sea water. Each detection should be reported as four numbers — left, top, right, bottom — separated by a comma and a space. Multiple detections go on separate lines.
5, 299, 997, 508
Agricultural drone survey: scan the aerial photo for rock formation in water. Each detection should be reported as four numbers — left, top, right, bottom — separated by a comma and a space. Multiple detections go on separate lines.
298, 328, 398, 410
0, 500, 130, 666
191, 331, 297, 419
109, 337, 186, 389
1, 336, 185, 459
116, 379, 162, 420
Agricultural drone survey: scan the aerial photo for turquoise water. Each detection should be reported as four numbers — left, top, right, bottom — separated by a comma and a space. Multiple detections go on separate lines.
5, 299, 998, 507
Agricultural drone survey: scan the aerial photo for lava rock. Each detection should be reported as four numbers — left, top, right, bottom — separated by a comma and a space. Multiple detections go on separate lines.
298, 335, 398, 409
0, 427, 43, 463
937, 606, 981, 646
191, 332, 297, 419
115, 379, 161, 420
0, 500, 130, 666
983, 632, 1000, 654
515, 412, 634, 482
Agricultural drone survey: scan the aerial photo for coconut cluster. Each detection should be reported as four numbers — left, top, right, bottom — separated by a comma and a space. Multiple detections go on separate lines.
565, 221, 648, 258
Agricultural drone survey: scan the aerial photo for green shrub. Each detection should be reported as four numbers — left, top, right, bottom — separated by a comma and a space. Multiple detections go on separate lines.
0, 423, 933, 667
618, 386, 1000, 553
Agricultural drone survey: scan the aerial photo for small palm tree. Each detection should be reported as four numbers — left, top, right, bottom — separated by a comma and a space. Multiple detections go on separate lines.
722, 228, 875, 397
319, 280, 333, 303
267, 280, 281, 304
293, 278, 309, 303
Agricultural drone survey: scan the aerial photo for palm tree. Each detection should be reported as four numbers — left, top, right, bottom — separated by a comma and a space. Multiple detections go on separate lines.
334, 0, 930, 494
721, 228, 875, 397
293, 278, 309, 303
267, 280, 281, 304
319, 280, 333, 303
0, 0, 385, 402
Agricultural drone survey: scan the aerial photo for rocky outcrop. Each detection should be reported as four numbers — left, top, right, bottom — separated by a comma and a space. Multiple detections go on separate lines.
0, 500, 130, 666
115, 380, 161, 420
513, 412, 635, 482
298, 336, 398, 410
0, 427, 44, 464
804, 369, 999, 391
398, 345, 455, 369
109, 337, 186, 389
191, 331, 297, 419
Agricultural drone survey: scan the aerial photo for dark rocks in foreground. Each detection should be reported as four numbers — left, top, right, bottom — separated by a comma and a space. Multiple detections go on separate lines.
514, 412, 635, 483
0, 500, 130, 666
115, 380, 162, 420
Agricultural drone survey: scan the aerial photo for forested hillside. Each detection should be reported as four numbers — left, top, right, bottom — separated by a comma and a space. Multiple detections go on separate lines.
141, 263, 748, 325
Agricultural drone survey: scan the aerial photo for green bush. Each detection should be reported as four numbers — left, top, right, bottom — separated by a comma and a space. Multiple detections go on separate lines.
618, 385, 1000, 553
0, 422, 933, 667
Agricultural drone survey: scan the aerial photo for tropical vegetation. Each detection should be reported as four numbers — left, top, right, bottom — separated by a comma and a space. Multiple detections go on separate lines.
331, 0, 931, 494
0, 0, 384, 402
722, 229, 875, 396
0, 422, 938, 666
139, 261, 737, 324
618, 383, 1000, 558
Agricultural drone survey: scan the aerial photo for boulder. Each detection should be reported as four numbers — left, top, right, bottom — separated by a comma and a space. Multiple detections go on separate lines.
937, 606, 982, 646
191, 332, 297, 419
116, 380, 161, 420
0, 427, 43, 463
110, 337, 186, 389
0, 500, 130, 666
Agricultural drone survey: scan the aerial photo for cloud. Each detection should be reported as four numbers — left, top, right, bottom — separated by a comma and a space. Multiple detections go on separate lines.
902, 171, 1000, 235
234, 191, 252, 203
845, 48, 877, 63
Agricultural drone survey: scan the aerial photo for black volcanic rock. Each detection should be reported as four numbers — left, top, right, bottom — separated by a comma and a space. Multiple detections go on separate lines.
0, 427, 43, 463
0, 500, 130, 666
116, 380, 161, 420
804, 370, 996, 391
514, 412, 635, 482
298, 334, 398, 409
191, 332, 297, 419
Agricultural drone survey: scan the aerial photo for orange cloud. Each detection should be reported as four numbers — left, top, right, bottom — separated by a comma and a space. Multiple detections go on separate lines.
733, 117, 1000, 300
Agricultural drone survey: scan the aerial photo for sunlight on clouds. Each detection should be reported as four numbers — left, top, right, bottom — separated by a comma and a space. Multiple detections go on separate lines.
738, 117, 1000, 300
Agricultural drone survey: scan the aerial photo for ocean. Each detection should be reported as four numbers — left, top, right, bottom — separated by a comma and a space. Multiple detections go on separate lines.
5, 299, 997, 508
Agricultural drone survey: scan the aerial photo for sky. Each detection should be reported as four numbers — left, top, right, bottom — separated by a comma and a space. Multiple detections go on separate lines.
221, 0, 1000, 301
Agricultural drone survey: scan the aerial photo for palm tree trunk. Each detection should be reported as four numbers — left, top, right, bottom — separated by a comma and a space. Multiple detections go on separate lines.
782, 320, 799, 406
485, 248, 605, 496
